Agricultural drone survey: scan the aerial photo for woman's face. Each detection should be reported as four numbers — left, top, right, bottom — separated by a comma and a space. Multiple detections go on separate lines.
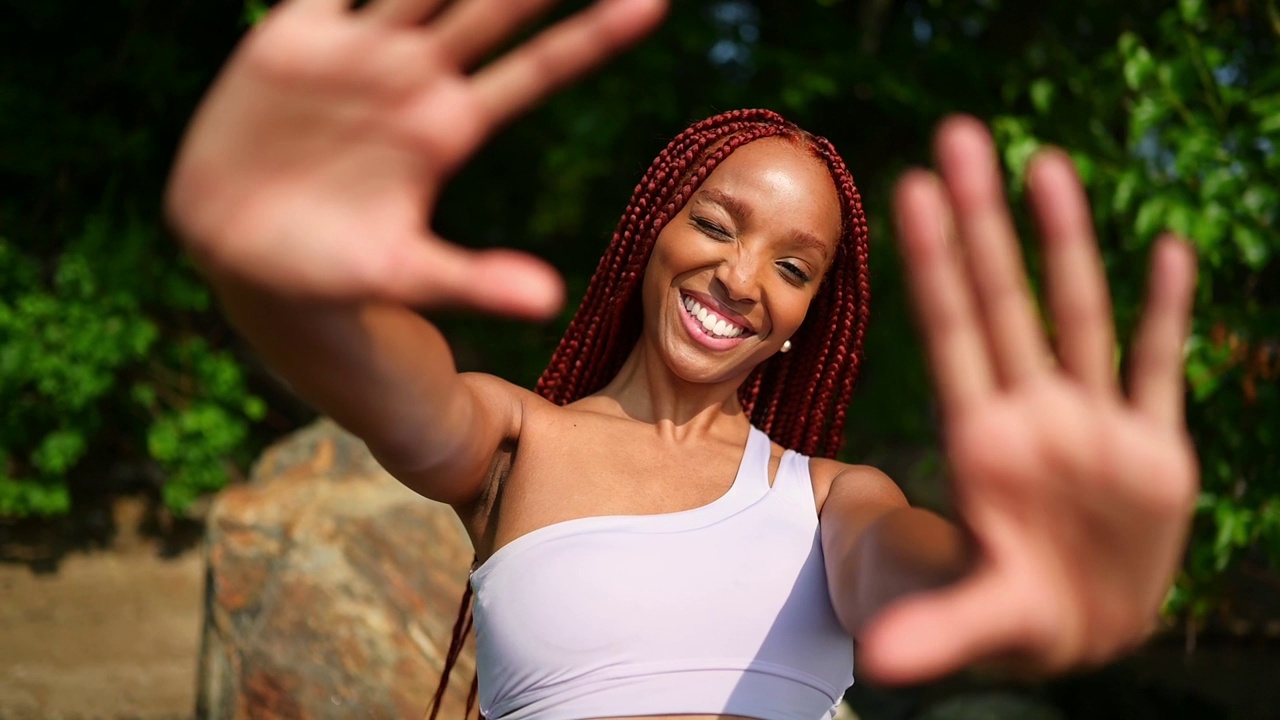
640, 136, 843, 385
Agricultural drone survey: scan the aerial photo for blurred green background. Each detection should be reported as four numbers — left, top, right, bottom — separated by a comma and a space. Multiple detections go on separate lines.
0, 0, 1277, 716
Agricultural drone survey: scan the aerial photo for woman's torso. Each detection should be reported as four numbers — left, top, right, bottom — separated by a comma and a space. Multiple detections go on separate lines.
454, 393, 846, 720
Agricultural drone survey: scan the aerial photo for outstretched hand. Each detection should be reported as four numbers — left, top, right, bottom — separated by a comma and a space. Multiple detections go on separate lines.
166, 0, 665, 318
862, 117, 1198, 683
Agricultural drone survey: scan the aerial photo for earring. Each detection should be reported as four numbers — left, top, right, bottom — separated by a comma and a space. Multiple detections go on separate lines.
780, 340, 792, 353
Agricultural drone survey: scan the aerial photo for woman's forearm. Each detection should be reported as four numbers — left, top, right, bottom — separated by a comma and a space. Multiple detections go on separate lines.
209, 273, 474, 476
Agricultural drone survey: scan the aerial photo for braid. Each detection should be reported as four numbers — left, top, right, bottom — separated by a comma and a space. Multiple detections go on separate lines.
430, 109, 872, 716
424, 582, 478, 720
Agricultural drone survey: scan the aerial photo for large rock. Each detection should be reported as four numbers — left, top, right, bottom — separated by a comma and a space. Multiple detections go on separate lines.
197, 420, 476, 719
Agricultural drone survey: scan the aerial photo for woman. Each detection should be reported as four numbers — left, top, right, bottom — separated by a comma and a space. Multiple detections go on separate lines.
167, 0, 1199, 718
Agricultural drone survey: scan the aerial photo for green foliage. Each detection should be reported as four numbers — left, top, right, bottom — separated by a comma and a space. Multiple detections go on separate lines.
986, 0, 1280, 618
0, 1, 266, 515
0, 214, 266, 515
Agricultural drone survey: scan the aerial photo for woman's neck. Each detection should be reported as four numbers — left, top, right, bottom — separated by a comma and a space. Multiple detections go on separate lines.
590, 339, 752, 439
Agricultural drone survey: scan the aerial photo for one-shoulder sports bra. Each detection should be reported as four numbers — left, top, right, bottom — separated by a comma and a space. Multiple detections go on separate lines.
469, 426, 856, 720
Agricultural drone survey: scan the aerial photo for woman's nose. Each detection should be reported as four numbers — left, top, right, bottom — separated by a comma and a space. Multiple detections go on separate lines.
713, 251, 762, 304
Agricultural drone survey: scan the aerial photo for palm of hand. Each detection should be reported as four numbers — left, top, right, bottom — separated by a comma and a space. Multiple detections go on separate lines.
863, 118, 1198, 682
166, 0, 664, 316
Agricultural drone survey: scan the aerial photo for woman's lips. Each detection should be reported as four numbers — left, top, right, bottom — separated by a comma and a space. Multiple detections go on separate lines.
678, 292, 754, 350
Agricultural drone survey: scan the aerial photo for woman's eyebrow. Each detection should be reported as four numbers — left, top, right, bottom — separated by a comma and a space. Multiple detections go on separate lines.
693, 188, 753, 222
695, 187, 833, 260
787, 230, 831, 259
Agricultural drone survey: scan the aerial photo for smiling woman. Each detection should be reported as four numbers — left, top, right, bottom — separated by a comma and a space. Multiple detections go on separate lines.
438, 112, 871, 720
164, 0, 1200, 718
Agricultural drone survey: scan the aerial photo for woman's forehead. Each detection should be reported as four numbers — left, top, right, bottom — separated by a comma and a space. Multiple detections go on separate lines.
697, 138, 843, 244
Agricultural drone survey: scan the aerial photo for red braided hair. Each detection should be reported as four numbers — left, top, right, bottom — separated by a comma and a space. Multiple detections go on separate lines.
426, 108, 871, 720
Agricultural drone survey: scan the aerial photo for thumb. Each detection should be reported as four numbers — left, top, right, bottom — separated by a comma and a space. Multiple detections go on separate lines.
856, 572, 1046, 685
382, 237, 565, 319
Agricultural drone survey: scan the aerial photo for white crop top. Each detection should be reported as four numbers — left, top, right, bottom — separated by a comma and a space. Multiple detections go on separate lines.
469, 426, 855, 720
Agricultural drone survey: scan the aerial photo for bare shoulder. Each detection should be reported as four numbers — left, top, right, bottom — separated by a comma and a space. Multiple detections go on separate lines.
449, 377, 615, 553
383, 373, 554, 508
458, 371, 552, 430
457, 372, 584, 437
810, 458, 908, 579
807, 456, 906, 517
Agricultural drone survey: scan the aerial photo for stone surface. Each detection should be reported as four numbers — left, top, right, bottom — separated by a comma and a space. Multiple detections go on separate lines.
197, 420, 476, 720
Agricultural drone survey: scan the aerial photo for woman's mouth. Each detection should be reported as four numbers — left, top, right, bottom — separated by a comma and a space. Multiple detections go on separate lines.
683, 294, 749, 338
678, 292, 755, 349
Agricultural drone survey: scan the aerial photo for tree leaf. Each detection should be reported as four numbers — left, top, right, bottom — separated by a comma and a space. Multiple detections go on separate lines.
1232, 222, 1270, 269
1030, 78, 1054, 114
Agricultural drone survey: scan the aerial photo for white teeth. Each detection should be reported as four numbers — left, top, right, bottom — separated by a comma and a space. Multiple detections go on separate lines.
681, 294, 747, 339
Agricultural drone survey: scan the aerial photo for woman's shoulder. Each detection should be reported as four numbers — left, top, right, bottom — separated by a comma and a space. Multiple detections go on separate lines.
460, 371, 550, 411
457, 372, 616, 437
805, 455, 901, 516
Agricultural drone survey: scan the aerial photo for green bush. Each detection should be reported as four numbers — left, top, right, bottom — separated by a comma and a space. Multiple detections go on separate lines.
0, 0, 266, 515
987, 0, 1280, 619
0, 214, 266, 515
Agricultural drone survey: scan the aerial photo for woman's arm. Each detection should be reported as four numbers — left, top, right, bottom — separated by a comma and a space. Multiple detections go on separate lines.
165, 0, 666, 503
206, 276, 511, 505
820, 470, 970, 638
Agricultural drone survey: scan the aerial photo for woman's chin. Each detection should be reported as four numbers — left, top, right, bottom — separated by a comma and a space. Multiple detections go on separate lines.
660, 342, 762, 388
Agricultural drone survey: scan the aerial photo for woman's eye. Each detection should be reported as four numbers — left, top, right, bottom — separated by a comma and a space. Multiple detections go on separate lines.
779, 262, 811, 283
692, 216, 730, 238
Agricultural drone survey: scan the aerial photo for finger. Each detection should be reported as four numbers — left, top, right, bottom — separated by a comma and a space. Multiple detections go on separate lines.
1129, 236, 1196, 430
1028, 149, 1117, 393
468, 0, 666, 125
433, 0, 560, 68
362, 0, 449, 26
284, 0, 348, 14
857, 573, 1050, 685
936, 116, 1052, 386
894, 171, 996, 417
380, 238, 566, 319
